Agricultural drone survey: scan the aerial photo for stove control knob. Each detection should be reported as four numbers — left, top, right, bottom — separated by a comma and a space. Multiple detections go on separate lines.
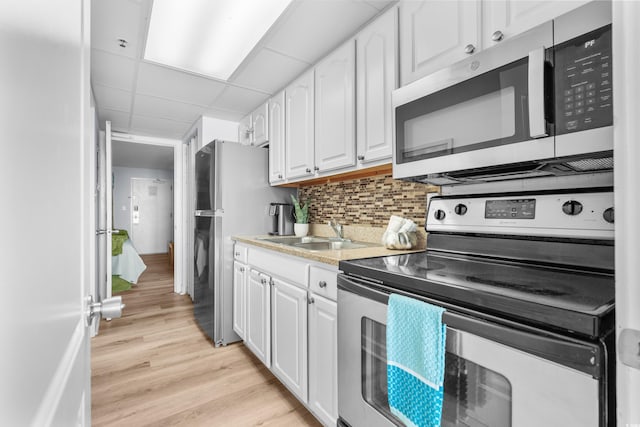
434, 209, 446, 220
562, 200, 583, 216
603, 207, 614, 224
454, 204, 468, 215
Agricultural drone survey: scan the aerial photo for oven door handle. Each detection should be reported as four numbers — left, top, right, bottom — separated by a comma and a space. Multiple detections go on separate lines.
338, 273, 604, 378
528, 46, 548, 138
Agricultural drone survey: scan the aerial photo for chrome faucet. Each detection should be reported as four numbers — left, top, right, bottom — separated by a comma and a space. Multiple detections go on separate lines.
328, 219, 344, 240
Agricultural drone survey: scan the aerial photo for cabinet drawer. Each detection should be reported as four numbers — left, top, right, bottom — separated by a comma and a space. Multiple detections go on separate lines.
234, 244, 248, 263
248, 247, 308, 286
309, 265, 338, 301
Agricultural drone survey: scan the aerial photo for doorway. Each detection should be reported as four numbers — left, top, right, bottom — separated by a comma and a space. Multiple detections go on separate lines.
130, 177, 173, 255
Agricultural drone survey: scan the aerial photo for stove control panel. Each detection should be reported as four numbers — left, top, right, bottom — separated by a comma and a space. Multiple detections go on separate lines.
427, 191, 614, 240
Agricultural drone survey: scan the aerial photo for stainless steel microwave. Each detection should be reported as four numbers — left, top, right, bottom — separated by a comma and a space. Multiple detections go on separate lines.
392, 2, 613, 185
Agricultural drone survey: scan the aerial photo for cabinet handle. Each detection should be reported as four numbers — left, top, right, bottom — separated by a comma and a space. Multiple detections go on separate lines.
464, 44, 476, 54
357, 155, 365, 161
235, 252, 240, 256
240, 267, 245, 272
278, 174, 283, 179
313, 166, 320, 172
319, 281, 327, 288
308, 296, 315, 305
305, 168, 312, 173
491, 30, 504, 42
261, 278, 267, 285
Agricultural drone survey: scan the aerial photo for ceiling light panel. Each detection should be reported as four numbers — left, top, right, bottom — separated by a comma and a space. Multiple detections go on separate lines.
145, 0, 292, 81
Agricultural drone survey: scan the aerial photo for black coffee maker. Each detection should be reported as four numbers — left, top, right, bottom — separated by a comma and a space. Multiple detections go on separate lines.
268, 203, 294, 235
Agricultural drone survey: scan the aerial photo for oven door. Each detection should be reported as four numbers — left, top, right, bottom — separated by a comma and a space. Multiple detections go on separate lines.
337, 275, 602, 427
392, 21, 554, 180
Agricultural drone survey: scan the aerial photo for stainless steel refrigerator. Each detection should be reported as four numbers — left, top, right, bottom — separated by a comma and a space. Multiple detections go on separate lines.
194, 140, 294, 345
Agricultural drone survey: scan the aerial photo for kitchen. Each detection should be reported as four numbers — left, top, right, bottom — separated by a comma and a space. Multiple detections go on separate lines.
1, 0, 639, 426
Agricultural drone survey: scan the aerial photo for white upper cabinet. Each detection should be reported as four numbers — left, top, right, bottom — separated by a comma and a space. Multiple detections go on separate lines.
251, 101, 269, 146
268, 90, 286, 184
285, 69, 315, 179
482, 0, 591, 49
399, 0, 481, 86
238, 113, 252, 145
356, 6, 397, 164
314, 41, 356, 173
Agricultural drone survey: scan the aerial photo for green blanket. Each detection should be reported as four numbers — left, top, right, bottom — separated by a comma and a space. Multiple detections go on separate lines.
112, 229, 129, 256
112, 275, 132, 293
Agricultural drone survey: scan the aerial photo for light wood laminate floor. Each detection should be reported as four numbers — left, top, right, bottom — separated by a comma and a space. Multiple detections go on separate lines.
92, 253, 321, 427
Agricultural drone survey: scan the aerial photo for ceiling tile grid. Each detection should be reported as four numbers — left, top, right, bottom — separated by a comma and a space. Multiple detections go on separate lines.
91, 0, 395, 140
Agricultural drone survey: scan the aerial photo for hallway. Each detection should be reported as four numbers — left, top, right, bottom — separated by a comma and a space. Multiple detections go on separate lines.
91, 254, 320, 426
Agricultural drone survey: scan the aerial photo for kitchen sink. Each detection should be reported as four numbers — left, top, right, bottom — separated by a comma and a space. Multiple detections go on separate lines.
258, 236, 329, 245
258, 236, 379, 251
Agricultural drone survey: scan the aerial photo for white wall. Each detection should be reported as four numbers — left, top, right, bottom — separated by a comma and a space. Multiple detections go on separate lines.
112, 166, 174, 234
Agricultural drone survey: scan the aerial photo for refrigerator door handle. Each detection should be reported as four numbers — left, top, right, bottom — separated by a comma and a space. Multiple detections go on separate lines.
213, 140, 223, 211
213, 215, 224, 344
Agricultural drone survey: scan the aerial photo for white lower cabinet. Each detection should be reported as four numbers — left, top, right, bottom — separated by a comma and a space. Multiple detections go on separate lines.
271, 277, 308, 402
308, 293, 338, 426
235, 245, 338, 426
245, 269, 271, 367
232, 261, 248, 339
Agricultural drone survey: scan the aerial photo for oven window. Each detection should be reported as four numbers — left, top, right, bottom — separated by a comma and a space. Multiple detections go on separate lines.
361, 317, 513, 426
395, 57, 530, 164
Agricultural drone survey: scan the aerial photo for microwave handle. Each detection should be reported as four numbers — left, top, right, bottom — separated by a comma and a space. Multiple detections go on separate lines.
528, 47, 548, 138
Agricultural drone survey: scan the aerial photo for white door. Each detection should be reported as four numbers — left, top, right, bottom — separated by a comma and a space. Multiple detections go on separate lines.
315, 40, 356, 174
232, 261, 247, 339
269, 90, 286, 184
252, 102, 269, 146
356, 6, 397, 164
308, 294, 338, 426
246, 269, 271, 367
271, 278, 308, 403
130, 178, 173, 254
399, 0, 481, 85
285, 69, 315, 180
0, 0, 100, 424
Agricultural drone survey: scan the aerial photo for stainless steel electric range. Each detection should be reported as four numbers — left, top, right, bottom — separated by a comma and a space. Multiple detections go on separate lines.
337, 189, 615, 427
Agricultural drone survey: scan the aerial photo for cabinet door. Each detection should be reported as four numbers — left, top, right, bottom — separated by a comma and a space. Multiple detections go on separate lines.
246, 269, 271, 367
271, 278, 308, 402
482, 0, 590, 49
285, 69, 315, 179
232, 261, 247, 340
238, 113, 253, 145
314, 41, 356, 173
269, 91, 286, 184
356, 7, 397, 164
252, 102, 269, 146
399, 0, 480, 86
308, 294, 338, 426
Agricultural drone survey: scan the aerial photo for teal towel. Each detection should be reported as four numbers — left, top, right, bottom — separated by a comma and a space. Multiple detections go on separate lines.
387, 294, 446, 427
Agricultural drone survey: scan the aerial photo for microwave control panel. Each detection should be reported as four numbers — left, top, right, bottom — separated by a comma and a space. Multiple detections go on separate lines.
555, 25, 612, 135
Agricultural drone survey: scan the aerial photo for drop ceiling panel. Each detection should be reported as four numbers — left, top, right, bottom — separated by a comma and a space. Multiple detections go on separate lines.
101, 108, 131, 131
133, 94, 206, 124
265, 0, 381, 63
91, 49, 137, 91
91, 0, 144, 59
130, 114, 192, 139
203, 107, 245, 122
364, 0, 395, 11
136, 62, 227, 106
232, 48, 310, 94
93, 84, 132, 112
212, 86, 271, 114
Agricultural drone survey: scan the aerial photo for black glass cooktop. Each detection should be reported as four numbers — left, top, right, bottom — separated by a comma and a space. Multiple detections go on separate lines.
339, 250, 615, 338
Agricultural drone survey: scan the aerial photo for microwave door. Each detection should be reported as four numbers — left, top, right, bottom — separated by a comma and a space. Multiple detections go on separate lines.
392, 21, 554, 181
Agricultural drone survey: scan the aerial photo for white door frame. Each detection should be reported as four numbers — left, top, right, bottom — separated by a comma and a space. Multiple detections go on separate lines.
111, 132, 185, 294
613, 2, 640, 424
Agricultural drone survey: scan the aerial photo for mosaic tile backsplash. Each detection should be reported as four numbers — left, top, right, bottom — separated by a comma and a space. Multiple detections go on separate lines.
298, 174, 439, 228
